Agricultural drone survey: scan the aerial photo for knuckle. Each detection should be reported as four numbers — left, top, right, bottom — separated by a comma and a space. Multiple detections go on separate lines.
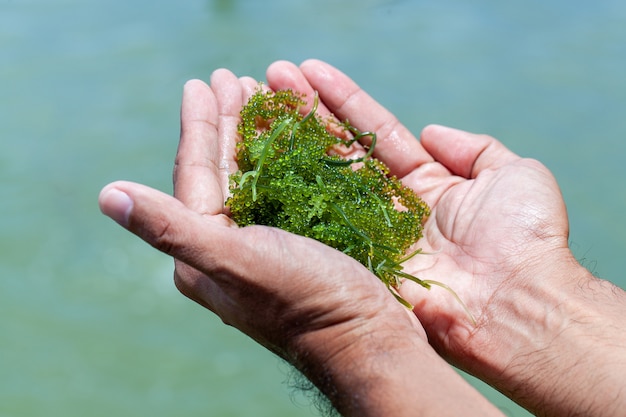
146, 216, 176, 255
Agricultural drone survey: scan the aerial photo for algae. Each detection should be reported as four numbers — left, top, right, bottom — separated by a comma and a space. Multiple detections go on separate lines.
226, 87, 432, 307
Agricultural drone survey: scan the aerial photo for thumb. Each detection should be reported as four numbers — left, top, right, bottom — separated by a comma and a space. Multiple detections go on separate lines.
97, 181, 344, 291
420, 125, 519, 179
98, 181, 234, 269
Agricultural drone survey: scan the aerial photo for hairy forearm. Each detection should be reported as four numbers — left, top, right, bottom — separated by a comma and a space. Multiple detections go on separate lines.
293, 316, 505, 417
473, 253, 626, 416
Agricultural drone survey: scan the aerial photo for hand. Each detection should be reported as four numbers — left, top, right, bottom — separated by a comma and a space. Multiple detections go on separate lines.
100, 72, 415, 355
266, 58, 569, 329
99, 70, 503, 416
266, 59, 626, 417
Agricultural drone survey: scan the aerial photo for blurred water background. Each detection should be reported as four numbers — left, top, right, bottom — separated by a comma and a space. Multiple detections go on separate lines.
2, 0, 625, 416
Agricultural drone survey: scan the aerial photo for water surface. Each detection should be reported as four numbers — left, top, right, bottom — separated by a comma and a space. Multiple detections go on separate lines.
2, 1, 625, 416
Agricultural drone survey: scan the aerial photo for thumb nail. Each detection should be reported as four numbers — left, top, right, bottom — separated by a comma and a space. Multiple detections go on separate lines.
99, 187, 133, 227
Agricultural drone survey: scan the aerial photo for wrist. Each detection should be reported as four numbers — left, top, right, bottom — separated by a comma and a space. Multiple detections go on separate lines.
290, 301, 504, 417
472, 250, 626, 416
292, 313, 417, 416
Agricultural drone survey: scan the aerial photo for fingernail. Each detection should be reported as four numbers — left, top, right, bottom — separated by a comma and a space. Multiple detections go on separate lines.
99, 187, 133, 227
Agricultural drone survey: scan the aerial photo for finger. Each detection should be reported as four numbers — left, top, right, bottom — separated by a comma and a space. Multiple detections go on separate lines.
100, 180, 236, 258
266, 60, 364, 159
99, 180, 235, 318
210, 69, 245, 195
239, 75, 271, 103
100, 180, 243, 313
419, 125, 520, 179
299, 59, 434, 178
174, 79, 224, 215
266, 60, 333, 117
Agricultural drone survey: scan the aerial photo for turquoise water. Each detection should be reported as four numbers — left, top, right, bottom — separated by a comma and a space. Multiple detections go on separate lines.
2, 1, 625, 416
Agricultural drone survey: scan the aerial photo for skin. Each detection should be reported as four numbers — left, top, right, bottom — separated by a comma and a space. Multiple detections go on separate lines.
99, 59, 626, 416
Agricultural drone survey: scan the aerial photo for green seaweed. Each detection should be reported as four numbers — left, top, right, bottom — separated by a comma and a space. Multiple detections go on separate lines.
226, 87, 467, 312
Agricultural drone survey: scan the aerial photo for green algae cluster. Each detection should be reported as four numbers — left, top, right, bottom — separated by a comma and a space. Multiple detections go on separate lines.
226, 88, 431, 307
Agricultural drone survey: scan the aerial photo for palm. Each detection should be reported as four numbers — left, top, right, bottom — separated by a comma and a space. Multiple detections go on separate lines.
400, 154, 568, 343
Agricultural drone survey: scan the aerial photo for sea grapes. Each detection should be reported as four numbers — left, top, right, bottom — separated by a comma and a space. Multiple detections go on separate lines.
226, 87, 433, 308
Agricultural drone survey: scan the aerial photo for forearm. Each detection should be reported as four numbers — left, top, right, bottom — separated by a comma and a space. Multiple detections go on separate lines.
471, 252, 626, 416
293, 316, 504, 417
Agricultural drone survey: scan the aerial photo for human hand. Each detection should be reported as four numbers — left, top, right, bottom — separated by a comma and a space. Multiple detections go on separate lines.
266, 58, 568, 329
100, 72, 419, 355
266, 59, 626, 417
99, 70, 505, 416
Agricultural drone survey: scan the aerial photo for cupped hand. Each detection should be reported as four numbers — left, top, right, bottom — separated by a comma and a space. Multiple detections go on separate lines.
98, 71, 426, 369
265, 59, 573, 380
